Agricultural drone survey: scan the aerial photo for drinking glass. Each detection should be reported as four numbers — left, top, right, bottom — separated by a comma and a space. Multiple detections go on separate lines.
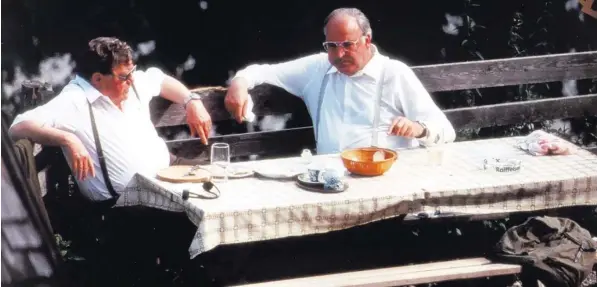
426, 143, 445, 167
210, 143, 230, 182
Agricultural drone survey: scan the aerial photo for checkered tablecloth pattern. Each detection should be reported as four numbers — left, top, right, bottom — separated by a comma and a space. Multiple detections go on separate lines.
115, 136, 597, 259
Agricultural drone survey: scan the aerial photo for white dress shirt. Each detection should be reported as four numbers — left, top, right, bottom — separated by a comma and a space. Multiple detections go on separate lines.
10, 68, 171, 201
234, 46, 456, 154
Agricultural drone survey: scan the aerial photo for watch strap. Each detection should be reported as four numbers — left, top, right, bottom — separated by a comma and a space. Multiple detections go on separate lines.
415, 121, 429, 139
183, 93, 201, 109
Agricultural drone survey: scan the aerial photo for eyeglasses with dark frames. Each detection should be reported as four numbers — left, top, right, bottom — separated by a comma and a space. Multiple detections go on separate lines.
115, 65, 137, 81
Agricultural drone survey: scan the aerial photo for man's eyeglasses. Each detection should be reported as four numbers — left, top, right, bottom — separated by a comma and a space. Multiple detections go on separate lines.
115, 65, 137, 81
322, 38, 361, 51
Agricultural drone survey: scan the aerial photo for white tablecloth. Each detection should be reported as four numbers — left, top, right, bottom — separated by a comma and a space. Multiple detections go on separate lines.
116, 136, 597, 259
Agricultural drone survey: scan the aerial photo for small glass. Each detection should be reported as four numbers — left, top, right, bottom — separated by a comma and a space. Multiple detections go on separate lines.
426, 144, 445, 167
210, 143, 230, 182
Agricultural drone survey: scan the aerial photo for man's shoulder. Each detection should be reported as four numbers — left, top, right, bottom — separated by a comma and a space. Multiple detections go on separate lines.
383, 56, 412, 72
57, 80, 87, 101
285, 52, 329, 68
45, 80, 90, 110
133, 66, 164, 77
132, 66, 165, 85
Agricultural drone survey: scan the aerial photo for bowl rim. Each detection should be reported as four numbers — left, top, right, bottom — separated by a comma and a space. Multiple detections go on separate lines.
340, 147, 398, 163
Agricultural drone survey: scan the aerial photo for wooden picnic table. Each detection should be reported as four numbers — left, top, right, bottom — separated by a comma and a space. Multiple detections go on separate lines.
115, 135, 597, 259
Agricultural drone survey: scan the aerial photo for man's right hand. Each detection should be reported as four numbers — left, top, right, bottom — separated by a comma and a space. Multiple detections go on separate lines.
63, 133, 95, 181
224, 78, 250, 123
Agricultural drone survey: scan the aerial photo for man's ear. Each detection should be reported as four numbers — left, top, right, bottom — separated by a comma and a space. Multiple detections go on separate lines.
91, 72, 103, 84
365, 34, 372, 45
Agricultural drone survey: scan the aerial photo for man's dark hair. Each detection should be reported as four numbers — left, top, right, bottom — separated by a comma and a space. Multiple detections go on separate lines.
75, 37, 133, 81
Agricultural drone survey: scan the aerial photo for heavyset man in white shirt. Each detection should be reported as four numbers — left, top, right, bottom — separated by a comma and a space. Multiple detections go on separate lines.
9, 37, 212, 202
225, 8, 456, 154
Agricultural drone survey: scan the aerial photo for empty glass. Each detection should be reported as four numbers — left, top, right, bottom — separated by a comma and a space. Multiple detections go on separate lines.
426, 143, 445, 167
210, 143, 230, 182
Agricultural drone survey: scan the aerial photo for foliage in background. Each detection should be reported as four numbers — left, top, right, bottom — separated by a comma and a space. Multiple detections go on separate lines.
441, 0, 597, 148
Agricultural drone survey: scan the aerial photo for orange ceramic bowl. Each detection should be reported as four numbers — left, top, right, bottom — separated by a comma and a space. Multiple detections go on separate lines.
340, 147, 398, 176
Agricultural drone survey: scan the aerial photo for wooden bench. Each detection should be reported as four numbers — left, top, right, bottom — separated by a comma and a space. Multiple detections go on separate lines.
232, 257, 522, 287
16, 50, 597, 286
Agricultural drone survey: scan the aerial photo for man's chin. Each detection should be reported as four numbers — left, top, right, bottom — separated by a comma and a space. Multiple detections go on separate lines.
118, 93, 129, 102
338, 66, 357, 76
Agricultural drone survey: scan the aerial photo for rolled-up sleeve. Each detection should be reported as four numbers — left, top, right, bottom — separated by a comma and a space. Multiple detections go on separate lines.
133, 67, 165, 103
10, 88, 79, 134
233, 53, 327, 98
392, 61, 456, 146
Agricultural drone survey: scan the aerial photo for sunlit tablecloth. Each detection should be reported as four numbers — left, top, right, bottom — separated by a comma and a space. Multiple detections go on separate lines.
116, 136, 597, 259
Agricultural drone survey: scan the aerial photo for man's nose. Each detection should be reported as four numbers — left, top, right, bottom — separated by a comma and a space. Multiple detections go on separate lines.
126, 75, 134, 85
330, 47, 345, 59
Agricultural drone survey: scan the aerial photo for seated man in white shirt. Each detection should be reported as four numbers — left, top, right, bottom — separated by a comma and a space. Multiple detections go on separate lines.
9, 37, 212, 202
225, 8, 456, 154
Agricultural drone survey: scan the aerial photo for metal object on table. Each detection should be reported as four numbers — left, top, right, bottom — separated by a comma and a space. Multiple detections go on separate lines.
184, 165, 210, 176
483, 158, 522, 173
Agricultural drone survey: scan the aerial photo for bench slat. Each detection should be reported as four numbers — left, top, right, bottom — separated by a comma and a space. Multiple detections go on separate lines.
446, 93, 597, 130
415, 50, 597, 92
234, 257, 521, 287
166, 126, 315, 161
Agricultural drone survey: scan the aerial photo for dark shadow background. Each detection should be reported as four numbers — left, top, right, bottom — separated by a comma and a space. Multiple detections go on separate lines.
3, 0, 596, 86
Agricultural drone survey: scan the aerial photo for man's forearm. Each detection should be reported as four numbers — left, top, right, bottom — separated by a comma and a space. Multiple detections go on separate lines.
9, 121, 71, 147
229, 77, 249, 92
159, 75, 193, 104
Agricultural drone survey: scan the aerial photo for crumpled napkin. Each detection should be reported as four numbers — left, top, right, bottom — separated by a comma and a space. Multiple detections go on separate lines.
516, 130, 573, 156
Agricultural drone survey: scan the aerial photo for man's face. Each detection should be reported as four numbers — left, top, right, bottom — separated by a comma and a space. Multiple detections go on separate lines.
324, 16, 371, 76
94, 61, 136, 103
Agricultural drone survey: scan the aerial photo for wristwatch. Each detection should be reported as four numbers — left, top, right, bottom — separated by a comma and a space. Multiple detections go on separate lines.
415, 121, 429, 139
183, 92, 202, 109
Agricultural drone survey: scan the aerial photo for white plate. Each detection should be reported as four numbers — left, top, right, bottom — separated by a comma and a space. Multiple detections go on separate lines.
227, 166, 255, 178
253, 164, 305, 179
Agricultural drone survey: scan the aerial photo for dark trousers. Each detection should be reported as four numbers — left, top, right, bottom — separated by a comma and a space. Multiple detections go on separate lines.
78, 205, 197, 286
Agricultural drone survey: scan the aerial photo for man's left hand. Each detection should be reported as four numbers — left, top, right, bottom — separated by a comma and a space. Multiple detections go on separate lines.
186, 100, 212, 145
388, 116, 424, 138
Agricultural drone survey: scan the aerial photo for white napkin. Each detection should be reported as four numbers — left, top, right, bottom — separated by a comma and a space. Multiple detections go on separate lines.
516, 130, 573, 156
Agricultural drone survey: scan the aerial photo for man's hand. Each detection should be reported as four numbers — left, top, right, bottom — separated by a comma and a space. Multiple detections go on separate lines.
63, 133, 95, 181
388, 116, 425, 138
224, 78, 250, 123
186, 100, 212, 145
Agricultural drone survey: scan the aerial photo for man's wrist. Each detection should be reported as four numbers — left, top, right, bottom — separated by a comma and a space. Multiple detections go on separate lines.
415, 121, 428, 139
230, 77, 249, 91
58, 130, 75, 147
183, 92, 202, 109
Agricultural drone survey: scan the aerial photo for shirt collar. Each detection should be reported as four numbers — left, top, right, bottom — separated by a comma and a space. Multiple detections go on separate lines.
72, 75, 104, 103
326, 44, 385, 79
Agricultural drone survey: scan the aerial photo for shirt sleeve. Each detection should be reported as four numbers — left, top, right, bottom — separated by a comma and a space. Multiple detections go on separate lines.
10, 86, 80, 134
390, 60, 456, 146
131, 67, 165, 104
233, 53, 327, 98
